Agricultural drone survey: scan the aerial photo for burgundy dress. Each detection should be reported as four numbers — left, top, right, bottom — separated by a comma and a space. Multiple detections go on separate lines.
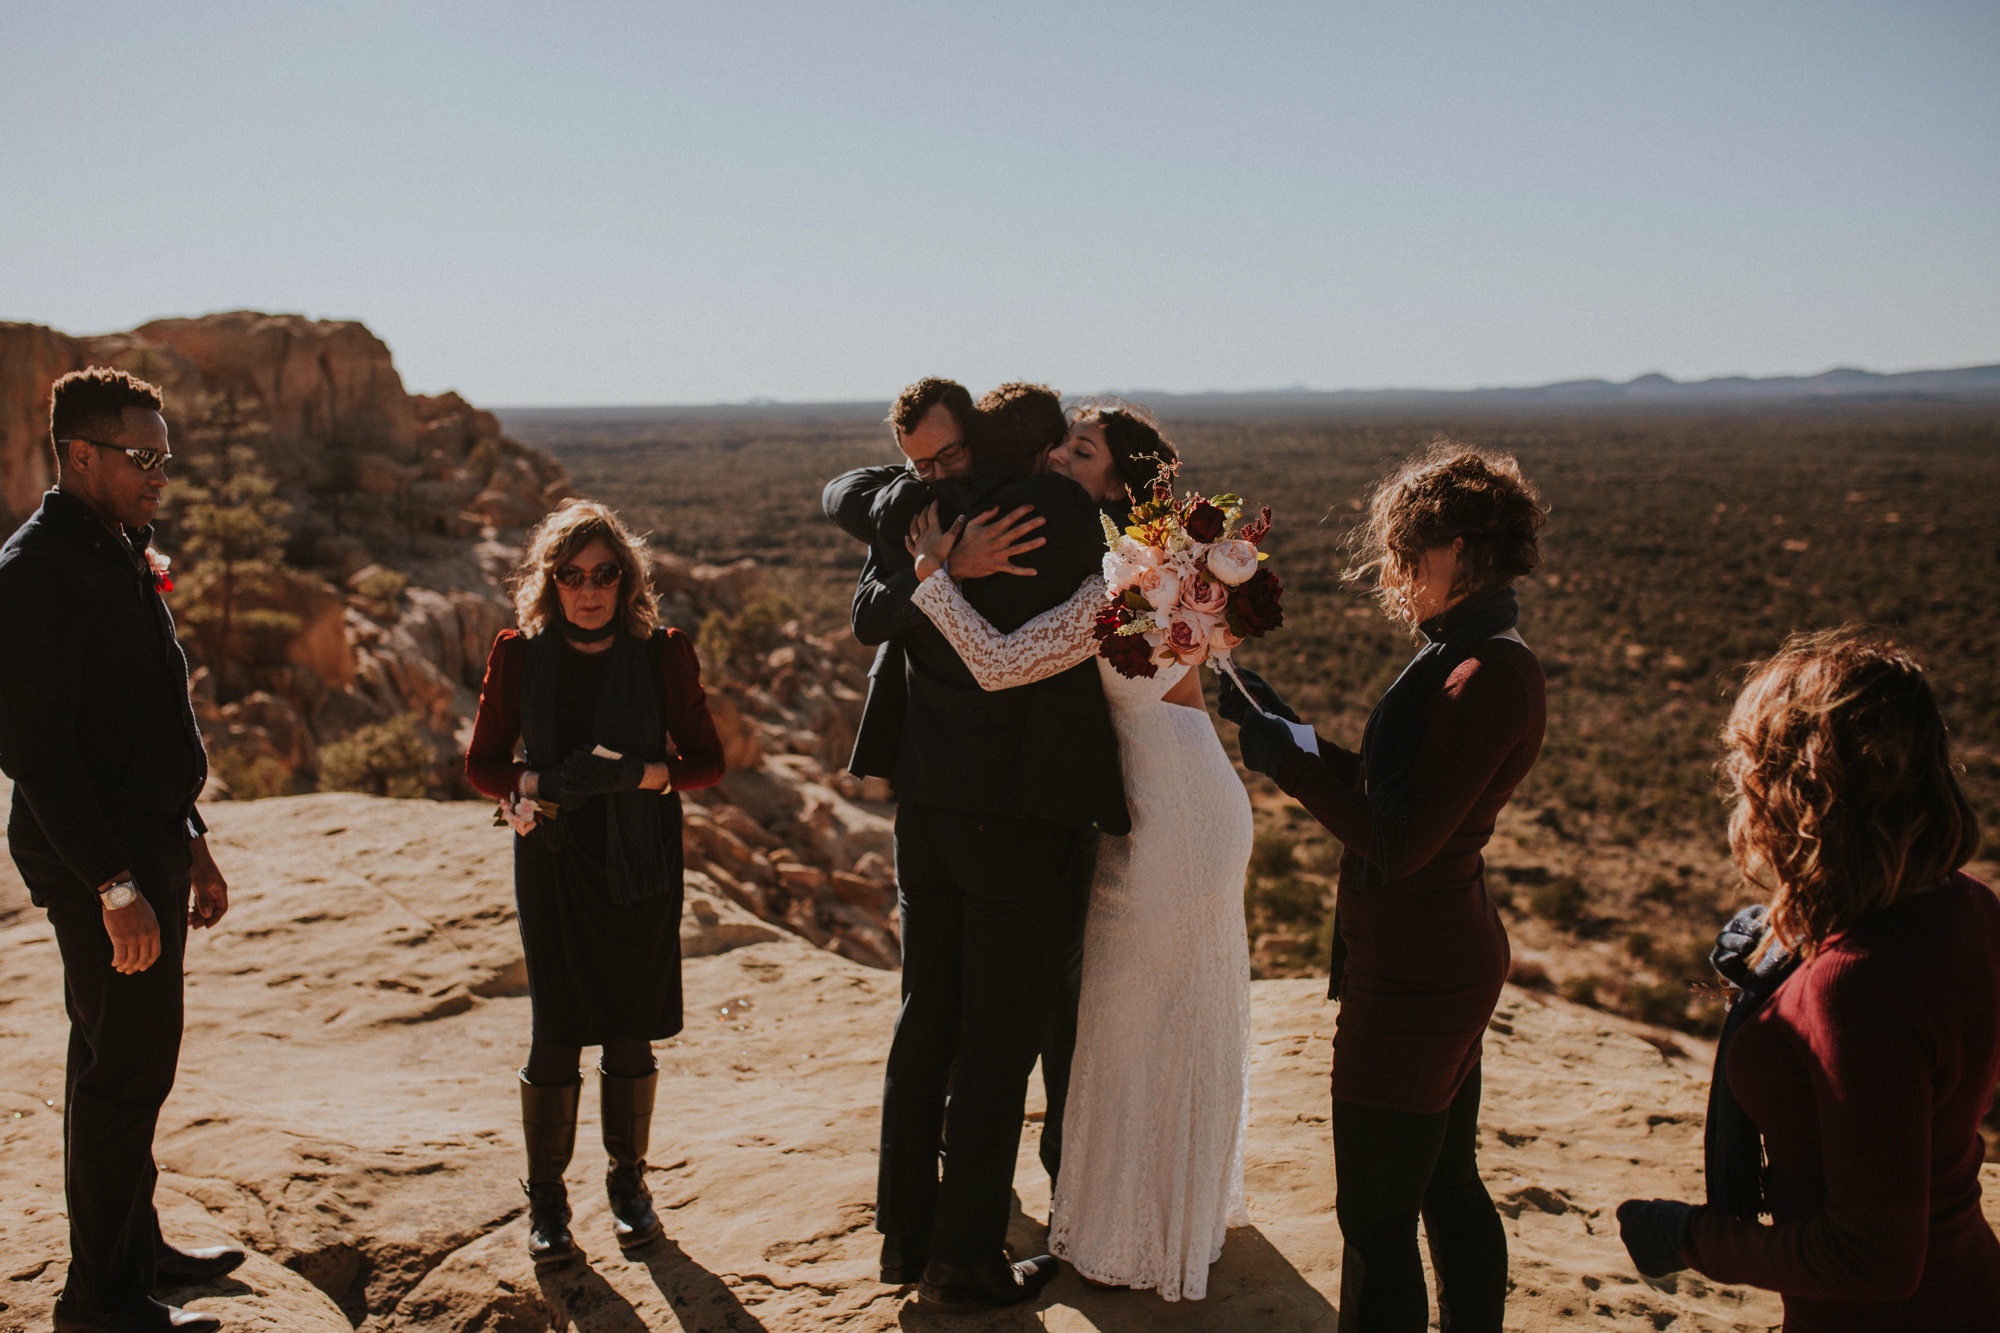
1274, 637, 1546, 1113
1684, 873, 2000, 1332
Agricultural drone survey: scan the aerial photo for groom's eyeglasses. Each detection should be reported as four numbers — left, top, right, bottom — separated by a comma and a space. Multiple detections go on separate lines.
554, 561, 623, 590
905, 440, 968, 480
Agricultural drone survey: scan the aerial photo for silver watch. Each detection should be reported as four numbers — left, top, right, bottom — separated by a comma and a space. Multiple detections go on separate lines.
98, 876, 138, 910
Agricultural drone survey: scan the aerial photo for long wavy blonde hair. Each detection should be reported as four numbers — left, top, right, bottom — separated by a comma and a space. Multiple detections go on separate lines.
1722, 627, 1980, 957
509, 499, 660, 639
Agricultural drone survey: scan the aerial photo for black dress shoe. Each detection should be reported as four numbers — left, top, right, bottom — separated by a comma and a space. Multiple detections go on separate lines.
155, 1244, 248, 1288
53, 1295, 222, 1332
917, 1254, 1058, 1309
878, 1232, 930, 1284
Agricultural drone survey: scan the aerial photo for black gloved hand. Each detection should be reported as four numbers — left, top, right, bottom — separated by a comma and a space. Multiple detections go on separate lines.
533, 766, 576, 808
1216, 666, 1302, 726
1235, 706, 1303, 780
561, 750, 649, 799
1616, 1199, 1695, 1278
1235, 665, 1302, 723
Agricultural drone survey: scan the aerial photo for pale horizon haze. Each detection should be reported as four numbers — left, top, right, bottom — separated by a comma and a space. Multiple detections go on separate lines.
4, 2, 1996, 406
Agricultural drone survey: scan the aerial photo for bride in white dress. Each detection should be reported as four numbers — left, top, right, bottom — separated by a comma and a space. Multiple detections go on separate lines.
905, 407, 1255, 1301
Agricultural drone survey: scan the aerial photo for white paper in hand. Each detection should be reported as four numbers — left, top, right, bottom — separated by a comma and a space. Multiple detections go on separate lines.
591, 745, 622, 760
1281, 719, 1319, 756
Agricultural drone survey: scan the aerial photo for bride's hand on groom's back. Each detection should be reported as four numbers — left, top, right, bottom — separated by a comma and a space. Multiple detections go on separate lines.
906, 502, 1046, 580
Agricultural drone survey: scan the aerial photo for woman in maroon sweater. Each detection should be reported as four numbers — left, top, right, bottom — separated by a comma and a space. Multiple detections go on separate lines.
465, 500, 724, 1266
1618, 629, 2000, 1332
1222, 445, 1547, 1332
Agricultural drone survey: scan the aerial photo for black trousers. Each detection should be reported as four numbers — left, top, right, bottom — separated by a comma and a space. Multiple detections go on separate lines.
35, 836, 193, 1318
1036, 828, 1095, 1184
877, 800, 1074, 1266
1333, 1065, 1507, 1333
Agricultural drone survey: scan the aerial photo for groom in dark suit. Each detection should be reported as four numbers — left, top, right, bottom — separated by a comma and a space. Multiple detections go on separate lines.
822, 381, 1126, 1308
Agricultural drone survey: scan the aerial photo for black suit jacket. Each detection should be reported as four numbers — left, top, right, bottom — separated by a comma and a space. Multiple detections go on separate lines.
822, 465, 925, 779
0, 490, 208, 904
824, 463, 1127, 834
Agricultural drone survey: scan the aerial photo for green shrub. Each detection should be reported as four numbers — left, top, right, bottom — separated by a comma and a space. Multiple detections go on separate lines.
318, 714, 435, 799
1623, 980, 1692, 1028
1560, 973, 1601, 1007
209, 746, 291, 801
1528, 875, 1589, 928
1250, 831, 1296, 879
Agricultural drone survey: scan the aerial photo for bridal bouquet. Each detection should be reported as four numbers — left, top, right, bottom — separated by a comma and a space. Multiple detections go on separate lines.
1094, 473, 1283, 679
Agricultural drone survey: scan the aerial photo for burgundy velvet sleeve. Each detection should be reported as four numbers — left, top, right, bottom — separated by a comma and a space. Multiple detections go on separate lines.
1684, 958, 1935, 1300
464, 630, 527, 801
1275, 654, 1528, 877
659, 629, 725, 792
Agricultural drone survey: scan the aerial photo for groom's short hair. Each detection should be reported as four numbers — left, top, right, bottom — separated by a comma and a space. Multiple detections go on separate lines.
971, 382, 1065, 475
889, 378, 975, 441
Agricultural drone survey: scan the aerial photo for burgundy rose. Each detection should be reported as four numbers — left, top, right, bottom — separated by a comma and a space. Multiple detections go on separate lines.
1226, 568, 1285, 637
1183, 500, 1226, 543
1097, 625, 1160, 678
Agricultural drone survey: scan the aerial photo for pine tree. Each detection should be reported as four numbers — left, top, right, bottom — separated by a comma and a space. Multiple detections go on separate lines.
168, 394, 299, 697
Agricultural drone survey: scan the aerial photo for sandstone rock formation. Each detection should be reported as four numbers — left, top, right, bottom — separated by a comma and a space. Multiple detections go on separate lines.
12, 784, 1988, 1331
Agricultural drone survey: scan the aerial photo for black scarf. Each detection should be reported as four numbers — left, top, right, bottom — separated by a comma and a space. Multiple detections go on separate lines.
1704, 904, 1799, 1219
519, 629, 673, 904
1328, 584, 1520, 998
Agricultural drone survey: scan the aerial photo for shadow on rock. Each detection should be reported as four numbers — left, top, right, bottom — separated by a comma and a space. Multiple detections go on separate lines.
534, 1257, 653, 1332
637, 1239, 772, 1333
897, 1225, 1338, 1331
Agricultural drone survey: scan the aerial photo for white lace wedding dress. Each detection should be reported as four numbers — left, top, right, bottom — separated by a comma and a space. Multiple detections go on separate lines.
911, 569, 1254, 1301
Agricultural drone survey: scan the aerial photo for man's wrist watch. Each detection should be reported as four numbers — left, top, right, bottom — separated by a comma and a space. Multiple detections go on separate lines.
98, 875, 139, 911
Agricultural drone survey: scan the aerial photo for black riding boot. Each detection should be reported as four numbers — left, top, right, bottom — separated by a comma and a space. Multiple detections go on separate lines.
599, 1063, 664, 1250
520, 1073, 581, 1265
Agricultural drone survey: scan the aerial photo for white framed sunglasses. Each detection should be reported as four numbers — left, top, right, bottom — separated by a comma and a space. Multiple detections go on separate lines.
64, 438, 173, 471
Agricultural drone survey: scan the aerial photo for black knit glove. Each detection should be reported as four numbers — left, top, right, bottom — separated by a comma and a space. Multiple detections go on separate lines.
1616, 1199, 1695, 1278
1235, 707, 1303, 780
560, 750, 648, 798
531, 766, 576, 808
1208, 660, 1304, 720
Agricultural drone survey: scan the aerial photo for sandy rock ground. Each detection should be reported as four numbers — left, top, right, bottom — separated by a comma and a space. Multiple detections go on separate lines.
2, 789, 1994, 1331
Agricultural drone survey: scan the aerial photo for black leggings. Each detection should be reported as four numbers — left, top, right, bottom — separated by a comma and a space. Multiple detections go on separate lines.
523, 1038, 654, 1085
1333, 1065, 1507, 1332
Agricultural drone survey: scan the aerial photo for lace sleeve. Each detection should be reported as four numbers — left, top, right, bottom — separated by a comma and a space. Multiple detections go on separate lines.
910, 571, 1105, 691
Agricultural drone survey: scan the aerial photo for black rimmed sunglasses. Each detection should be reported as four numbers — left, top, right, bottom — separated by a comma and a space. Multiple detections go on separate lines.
63, 438, 173, 471
553, 561, 623, 590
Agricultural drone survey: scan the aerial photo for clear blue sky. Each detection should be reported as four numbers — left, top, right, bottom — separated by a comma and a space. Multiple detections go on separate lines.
4, 2, 1995, 405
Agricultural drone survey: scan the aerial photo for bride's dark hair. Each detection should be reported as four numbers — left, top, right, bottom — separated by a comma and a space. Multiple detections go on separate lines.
1071, 400, 1179, 496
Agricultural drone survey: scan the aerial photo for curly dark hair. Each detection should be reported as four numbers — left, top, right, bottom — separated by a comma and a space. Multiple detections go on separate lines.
49, 367, 164, 471
1346, 441, 1545, 620
1070, 401, 1179, 495
1722, 627, 1980, 957
970, 382, 1066, 474
887, 377, 975, 441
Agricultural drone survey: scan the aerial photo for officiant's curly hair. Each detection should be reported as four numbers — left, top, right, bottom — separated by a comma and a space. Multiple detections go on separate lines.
510, 499, 661, 639
1347, 442, 1545, 622
1722, 628, 1980, 958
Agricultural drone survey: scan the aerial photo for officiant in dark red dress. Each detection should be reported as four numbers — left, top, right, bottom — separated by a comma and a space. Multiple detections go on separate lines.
465, 499, 724, 1266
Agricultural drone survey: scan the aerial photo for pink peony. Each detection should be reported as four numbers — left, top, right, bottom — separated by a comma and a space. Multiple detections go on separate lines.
1207, 621, 1244, 654
1180, 574, 1230, 616
1163, 611, 1215, 665
1136, 564, 1183, 612
1206, 539, 1260, 586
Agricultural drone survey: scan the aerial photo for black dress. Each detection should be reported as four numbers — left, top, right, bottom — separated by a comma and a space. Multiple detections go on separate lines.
512, 643, 684, 1045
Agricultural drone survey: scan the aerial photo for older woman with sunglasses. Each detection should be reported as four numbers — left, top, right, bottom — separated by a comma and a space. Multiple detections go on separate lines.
465, 499, 725, 1266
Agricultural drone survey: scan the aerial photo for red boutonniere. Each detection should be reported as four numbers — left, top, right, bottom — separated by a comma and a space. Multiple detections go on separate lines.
144, 547, 174, 593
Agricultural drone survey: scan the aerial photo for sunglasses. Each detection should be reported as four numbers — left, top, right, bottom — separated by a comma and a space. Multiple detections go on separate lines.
554, 560, 623, 590
65, 438, 173, 471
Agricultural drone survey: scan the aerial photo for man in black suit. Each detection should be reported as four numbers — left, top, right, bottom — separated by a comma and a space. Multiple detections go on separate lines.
0, 369, 243, 1333
823, 382, 1126, 1309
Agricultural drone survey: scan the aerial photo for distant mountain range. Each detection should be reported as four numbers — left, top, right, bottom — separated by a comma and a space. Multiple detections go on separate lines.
1120, 363, 2000, 414
495, 363, 2000, 422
